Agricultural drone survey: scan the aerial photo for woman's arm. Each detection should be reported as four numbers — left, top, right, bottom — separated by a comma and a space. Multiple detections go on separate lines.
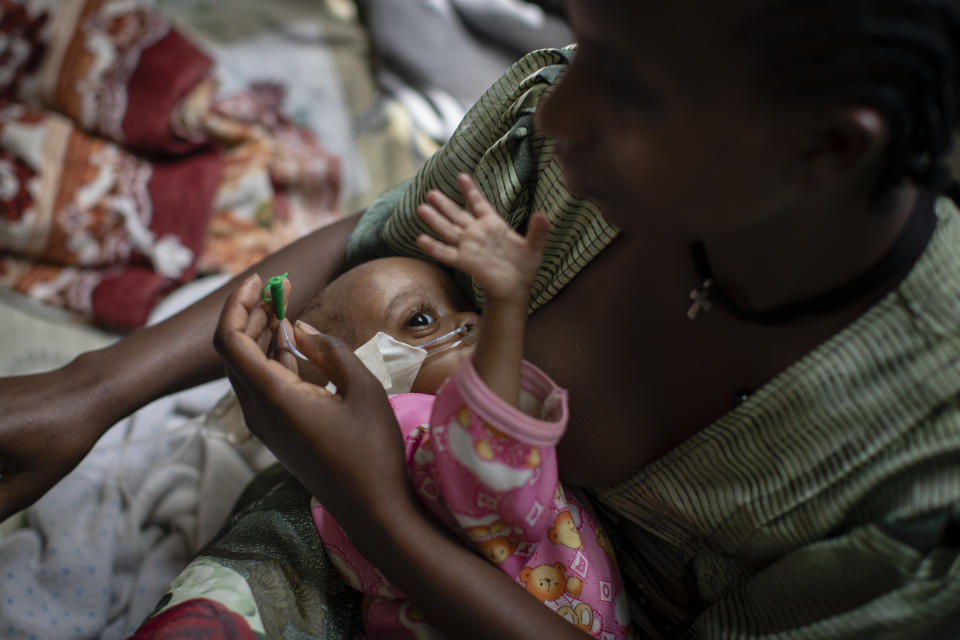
214, 279, 590, 639
363, 493, 593, 640
0, 212, 360, 521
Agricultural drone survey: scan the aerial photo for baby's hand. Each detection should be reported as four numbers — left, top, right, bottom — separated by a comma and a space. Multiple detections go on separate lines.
416, 173, 549, 306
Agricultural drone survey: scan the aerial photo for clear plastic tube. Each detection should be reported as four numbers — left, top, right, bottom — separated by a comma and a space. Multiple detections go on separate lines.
415, 323, 476, 350
284, 320, 477, 377
281, 320, 310, 361
388, 323, 478, 377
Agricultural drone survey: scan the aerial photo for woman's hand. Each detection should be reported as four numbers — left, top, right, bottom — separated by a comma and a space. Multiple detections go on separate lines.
214, 274, 591, 640
213, 274, 413, 529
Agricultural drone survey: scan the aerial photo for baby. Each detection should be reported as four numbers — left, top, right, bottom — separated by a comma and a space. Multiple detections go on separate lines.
296, 175, 633, 639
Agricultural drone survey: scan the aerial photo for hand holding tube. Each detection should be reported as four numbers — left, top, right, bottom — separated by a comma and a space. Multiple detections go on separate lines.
214, 274, 412, 529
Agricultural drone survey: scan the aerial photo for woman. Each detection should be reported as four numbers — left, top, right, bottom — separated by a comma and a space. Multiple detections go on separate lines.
7, 1, 960, 637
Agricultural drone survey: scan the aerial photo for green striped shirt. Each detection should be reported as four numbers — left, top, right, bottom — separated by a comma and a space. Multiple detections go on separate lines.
346, 46, 618, 313
347, 47, 960, 639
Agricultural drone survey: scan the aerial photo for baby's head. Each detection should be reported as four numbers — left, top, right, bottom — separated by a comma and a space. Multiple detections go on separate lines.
300, 257, 480, 394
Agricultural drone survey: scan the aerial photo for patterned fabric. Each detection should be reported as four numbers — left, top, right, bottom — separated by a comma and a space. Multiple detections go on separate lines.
312, 360, 632, 639
0, 0, 346, 327
154, 0, 438, 216
0, 104, 220, 328
129, 598, 260, 640
136, 465, 363, 640
346, 45, 619, 313
0, 0, 220, 327
348, 47, 960, 638
0, 0, 214, 153
196, 84, 343, 276
593, 194, 960, 639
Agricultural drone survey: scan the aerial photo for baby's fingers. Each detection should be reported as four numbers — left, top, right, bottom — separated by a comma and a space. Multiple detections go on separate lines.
417, 203, 463, 246
458, 173, 498, 220
417, 233, 461, 267
425, 189, 473, 228
525, 211, 550, 255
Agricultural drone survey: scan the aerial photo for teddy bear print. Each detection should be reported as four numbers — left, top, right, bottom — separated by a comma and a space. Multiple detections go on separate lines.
462, 518, 522, 565
518, 563, 602, 635
476, 536, 517, 564
594, 523, 618, 566
519, 562, 578, 601
557, 602, 599, 634
548, 511, 583, 550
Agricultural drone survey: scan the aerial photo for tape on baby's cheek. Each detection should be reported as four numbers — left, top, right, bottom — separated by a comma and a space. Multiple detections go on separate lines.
353, 333, 392, 389
352, 332, 427, 395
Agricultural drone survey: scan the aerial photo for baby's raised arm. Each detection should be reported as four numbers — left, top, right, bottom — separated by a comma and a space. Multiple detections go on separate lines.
416, 173, 549, 407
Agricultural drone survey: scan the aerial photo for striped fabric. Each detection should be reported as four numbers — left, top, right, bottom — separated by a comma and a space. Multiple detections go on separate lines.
345, 47, 960, 638
345, 45, 619, 313
593, 196, 960, 638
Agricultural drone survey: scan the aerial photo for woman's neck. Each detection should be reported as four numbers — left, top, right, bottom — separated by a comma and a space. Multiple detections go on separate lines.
697, 184, 920, 314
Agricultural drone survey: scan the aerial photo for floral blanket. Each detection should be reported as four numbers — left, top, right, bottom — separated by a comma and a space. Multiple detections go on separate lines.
0, 0, 345, 328
129, 465, 363, 640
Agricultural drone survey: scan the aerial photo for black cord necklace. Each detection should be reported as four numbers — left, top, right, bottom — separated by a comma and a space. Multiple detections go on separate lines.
686, 191, 937, 325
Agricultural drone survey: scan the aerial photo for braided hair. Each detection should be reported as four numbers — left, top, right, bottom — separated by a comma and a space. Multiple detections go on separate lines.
745, 0, 960, 199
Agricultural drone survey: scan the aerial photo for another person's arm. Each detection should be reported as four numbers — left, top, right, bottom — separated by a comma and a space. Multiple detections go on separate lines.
214, 276, 590, 640
0, 212, 360, 521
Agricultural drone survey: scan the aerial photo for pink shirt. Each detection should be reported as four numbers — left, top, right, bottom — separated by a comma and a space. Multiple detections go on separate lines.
312, 360, 633, 638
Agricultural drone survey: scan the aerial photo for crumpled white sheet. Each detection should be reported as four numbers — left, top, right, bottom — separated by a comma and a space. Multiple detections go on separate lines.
363, 0, 572, 140
0, 383, 276, 640
0, 276, 274, 640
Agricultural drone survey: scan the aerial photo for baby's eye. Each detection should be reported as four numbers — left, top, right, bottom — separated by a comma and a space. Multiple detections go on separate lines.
406, 312, 435, 328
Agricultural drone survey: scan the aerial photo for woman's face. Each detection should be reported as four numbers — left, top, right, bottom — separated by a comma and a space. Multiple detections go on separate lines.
537, 0, 802, 239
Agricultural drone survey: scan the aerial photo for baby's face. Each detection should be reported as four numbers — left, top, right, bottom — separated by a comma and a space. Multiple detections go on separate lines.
303, 257, 480, 394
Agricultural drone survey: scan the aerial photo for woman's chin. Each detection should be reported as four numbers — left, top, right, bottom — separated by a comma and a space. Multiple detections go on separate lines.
558, 164, 609, 209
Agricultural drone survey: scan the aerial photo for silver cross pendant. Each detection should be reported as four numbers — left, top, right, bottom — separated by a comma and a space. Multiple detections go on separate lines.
687, 279, 713, 319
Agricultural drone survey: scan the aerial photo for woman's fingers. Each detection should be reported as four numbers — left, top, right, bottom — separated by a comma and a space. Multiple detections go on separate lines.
293, 321, 384, 402
214, 275, 276, 377
281, 276, 292, 317
218, 273, 261, 334
292, 321, 354, 395
272, 320, 299, 372
215, 275, 302, 402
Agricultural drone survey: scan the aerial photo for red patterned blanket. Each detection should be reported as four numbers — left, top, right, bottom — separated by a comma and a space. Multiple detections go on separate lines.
0, 0, 343, 328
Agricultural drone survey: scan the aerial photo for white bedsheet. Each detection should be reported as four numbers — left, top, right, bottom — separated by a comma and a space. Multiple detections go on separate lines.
0, 277, 273, 639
